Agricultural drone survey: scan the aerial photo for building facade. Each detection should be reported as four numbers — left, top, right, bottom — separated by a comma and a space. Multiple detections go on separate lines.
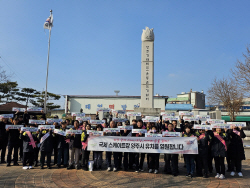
65, 95, 168, 115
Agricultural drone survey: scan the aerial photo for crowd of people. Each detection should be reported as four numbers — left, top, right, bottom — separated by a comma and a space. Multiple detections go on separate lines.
0, 111, 246, 180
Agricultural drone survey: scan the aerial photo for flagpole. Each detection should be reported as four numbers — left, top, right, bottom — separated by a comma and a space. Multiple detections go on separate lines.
44, 9, 52, 114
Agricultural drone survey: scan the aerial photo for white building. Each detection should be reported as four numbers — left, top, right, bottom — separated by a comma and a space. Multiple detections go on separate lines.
167, 89, 205, 109
65, 95, 168, 115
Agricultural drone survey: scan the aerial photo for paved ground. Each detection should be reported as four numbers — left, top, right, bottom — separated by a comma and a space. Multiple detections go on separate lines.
0, 155, 250, 188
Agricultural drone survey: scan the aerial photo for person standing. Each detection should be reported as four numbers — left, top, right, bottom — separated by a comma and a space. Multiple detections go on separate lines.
67, 120, 82, 170
227, 125, 246, 177
6, 118, 21, 166
210, 128, 228, 179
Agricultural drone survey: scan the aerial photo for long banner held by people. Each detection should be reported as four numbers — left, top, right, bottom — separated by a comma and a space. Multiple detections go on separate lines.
87, 136, 198, 154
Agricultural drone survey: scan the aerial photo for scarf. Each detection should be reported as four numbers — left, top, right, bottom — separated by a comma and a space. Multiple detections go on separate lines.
26, 131, 36, 149
214, 132, 227, 151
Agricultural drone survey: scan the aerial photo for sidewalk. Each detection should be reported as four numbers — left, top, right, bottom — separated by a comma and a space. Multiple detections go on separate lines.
0, 157, 249, 188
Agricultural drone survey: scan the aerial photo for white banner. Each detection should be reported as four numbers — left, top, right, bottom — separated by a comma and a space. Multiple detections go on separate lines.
227, 122, 246, 127
87, 130, 103, 136
6, 125, 23, 129
54, 129, 66, 136
47, 118, 62, 124
132, 129, 147, 134
27, 107, 42, 111
104, 128, 120, 133
163, 116, 179, 121
66, 130, 82, 134
142, 118, 157, 122
179, 111, 194, 116
76, 117, 91, 121
38, 125, 55, 130
127, 112, 141, 116
29, 120, 45, 124
12, 107, 26, 112
90, 120, 105, 124
0, 114, 14, 118
162, 132, 181, 137
183, 117, 199, 122
145, 133, 162, 137
161, 112, 175, 116
208, 119, 225, 124
118, 126, 133, 130
87, 136, 198, 154
211, 124, 230, 129
113, 118, 128, 122
71, 112, 85, 117
21, 127, 38, 132
97, 108, 110, 112
193, 124, 212, 130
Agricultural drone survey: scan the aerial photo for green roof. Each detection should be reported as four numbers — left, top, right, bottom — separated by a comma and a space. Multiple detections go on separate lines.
168, 97, 189, 102
222, 116, 250, 122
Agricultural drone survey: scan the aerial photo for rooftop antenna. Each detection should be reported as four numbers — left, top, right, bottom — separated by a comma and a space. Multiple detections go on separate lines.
114, 90, 120, 96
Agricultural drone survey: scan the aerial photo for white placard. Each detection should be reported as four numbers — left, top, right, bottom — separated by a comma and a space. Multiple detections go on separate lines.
113, 118, 128, 122
27, 107, 42, 111
162, 132, 181, 137
76, 117, 91, 121
47, 118, 63, 124
161, 112, 175, 116
97, 108, 110, 112
112, 110, 126, 114
142, 118, 158, 122
90, 120, 106, 124
29, 120, 45, 124
12, 107, 26, 112
196, 115, 210, 120
183, 117, 199, 122
145, 133, 162, 137
132, 129, 148, 134
193, 124, 212, 130
21, 127, 38, 132
103, 128, 120, 133
71, 112, 85, 117
211, 124, 230, 129
127, 112, 141, 116
227, 122, 246, 127
0, 114, 14, 118
54, 129, 66, 136
67, 125, 74, 129
208, 119, 225, 124
118, 126, 133, 130
6, 125, 23, 129
162, 116, 180, 121
88, 136, 198, 154
38, 125, 55, 130
179, 111, 194, 116
87, 130, 104, 136
66, 130, 82, 134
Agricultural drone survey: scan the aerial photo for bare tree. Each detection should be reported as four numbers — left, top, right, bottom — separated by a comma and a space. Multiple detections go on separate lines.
231, 46, 250, 94
207, 78, 243, 121
0, 66, 8, 83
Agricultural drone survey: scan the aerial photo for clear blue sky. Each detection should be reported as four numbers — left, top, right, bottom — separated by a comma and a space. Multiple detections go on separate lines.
1, 1, 250, 107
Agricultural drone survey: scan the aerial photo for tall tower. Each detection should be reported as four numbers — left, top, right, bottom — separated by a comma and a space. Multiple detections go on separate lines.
141, 27, 154, 108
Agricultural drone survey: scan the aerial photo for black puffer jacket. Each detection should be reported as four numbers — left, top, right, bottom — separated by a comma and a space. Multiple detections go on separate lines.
69, 127, 82, 149
210, 131, 228, 158
7, 129, 20, 143
20, 132, 39, 152
38, 130, 54, 152
227, 128, 246, 160
57, 128, 69, 149
195, 130, 211, 156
